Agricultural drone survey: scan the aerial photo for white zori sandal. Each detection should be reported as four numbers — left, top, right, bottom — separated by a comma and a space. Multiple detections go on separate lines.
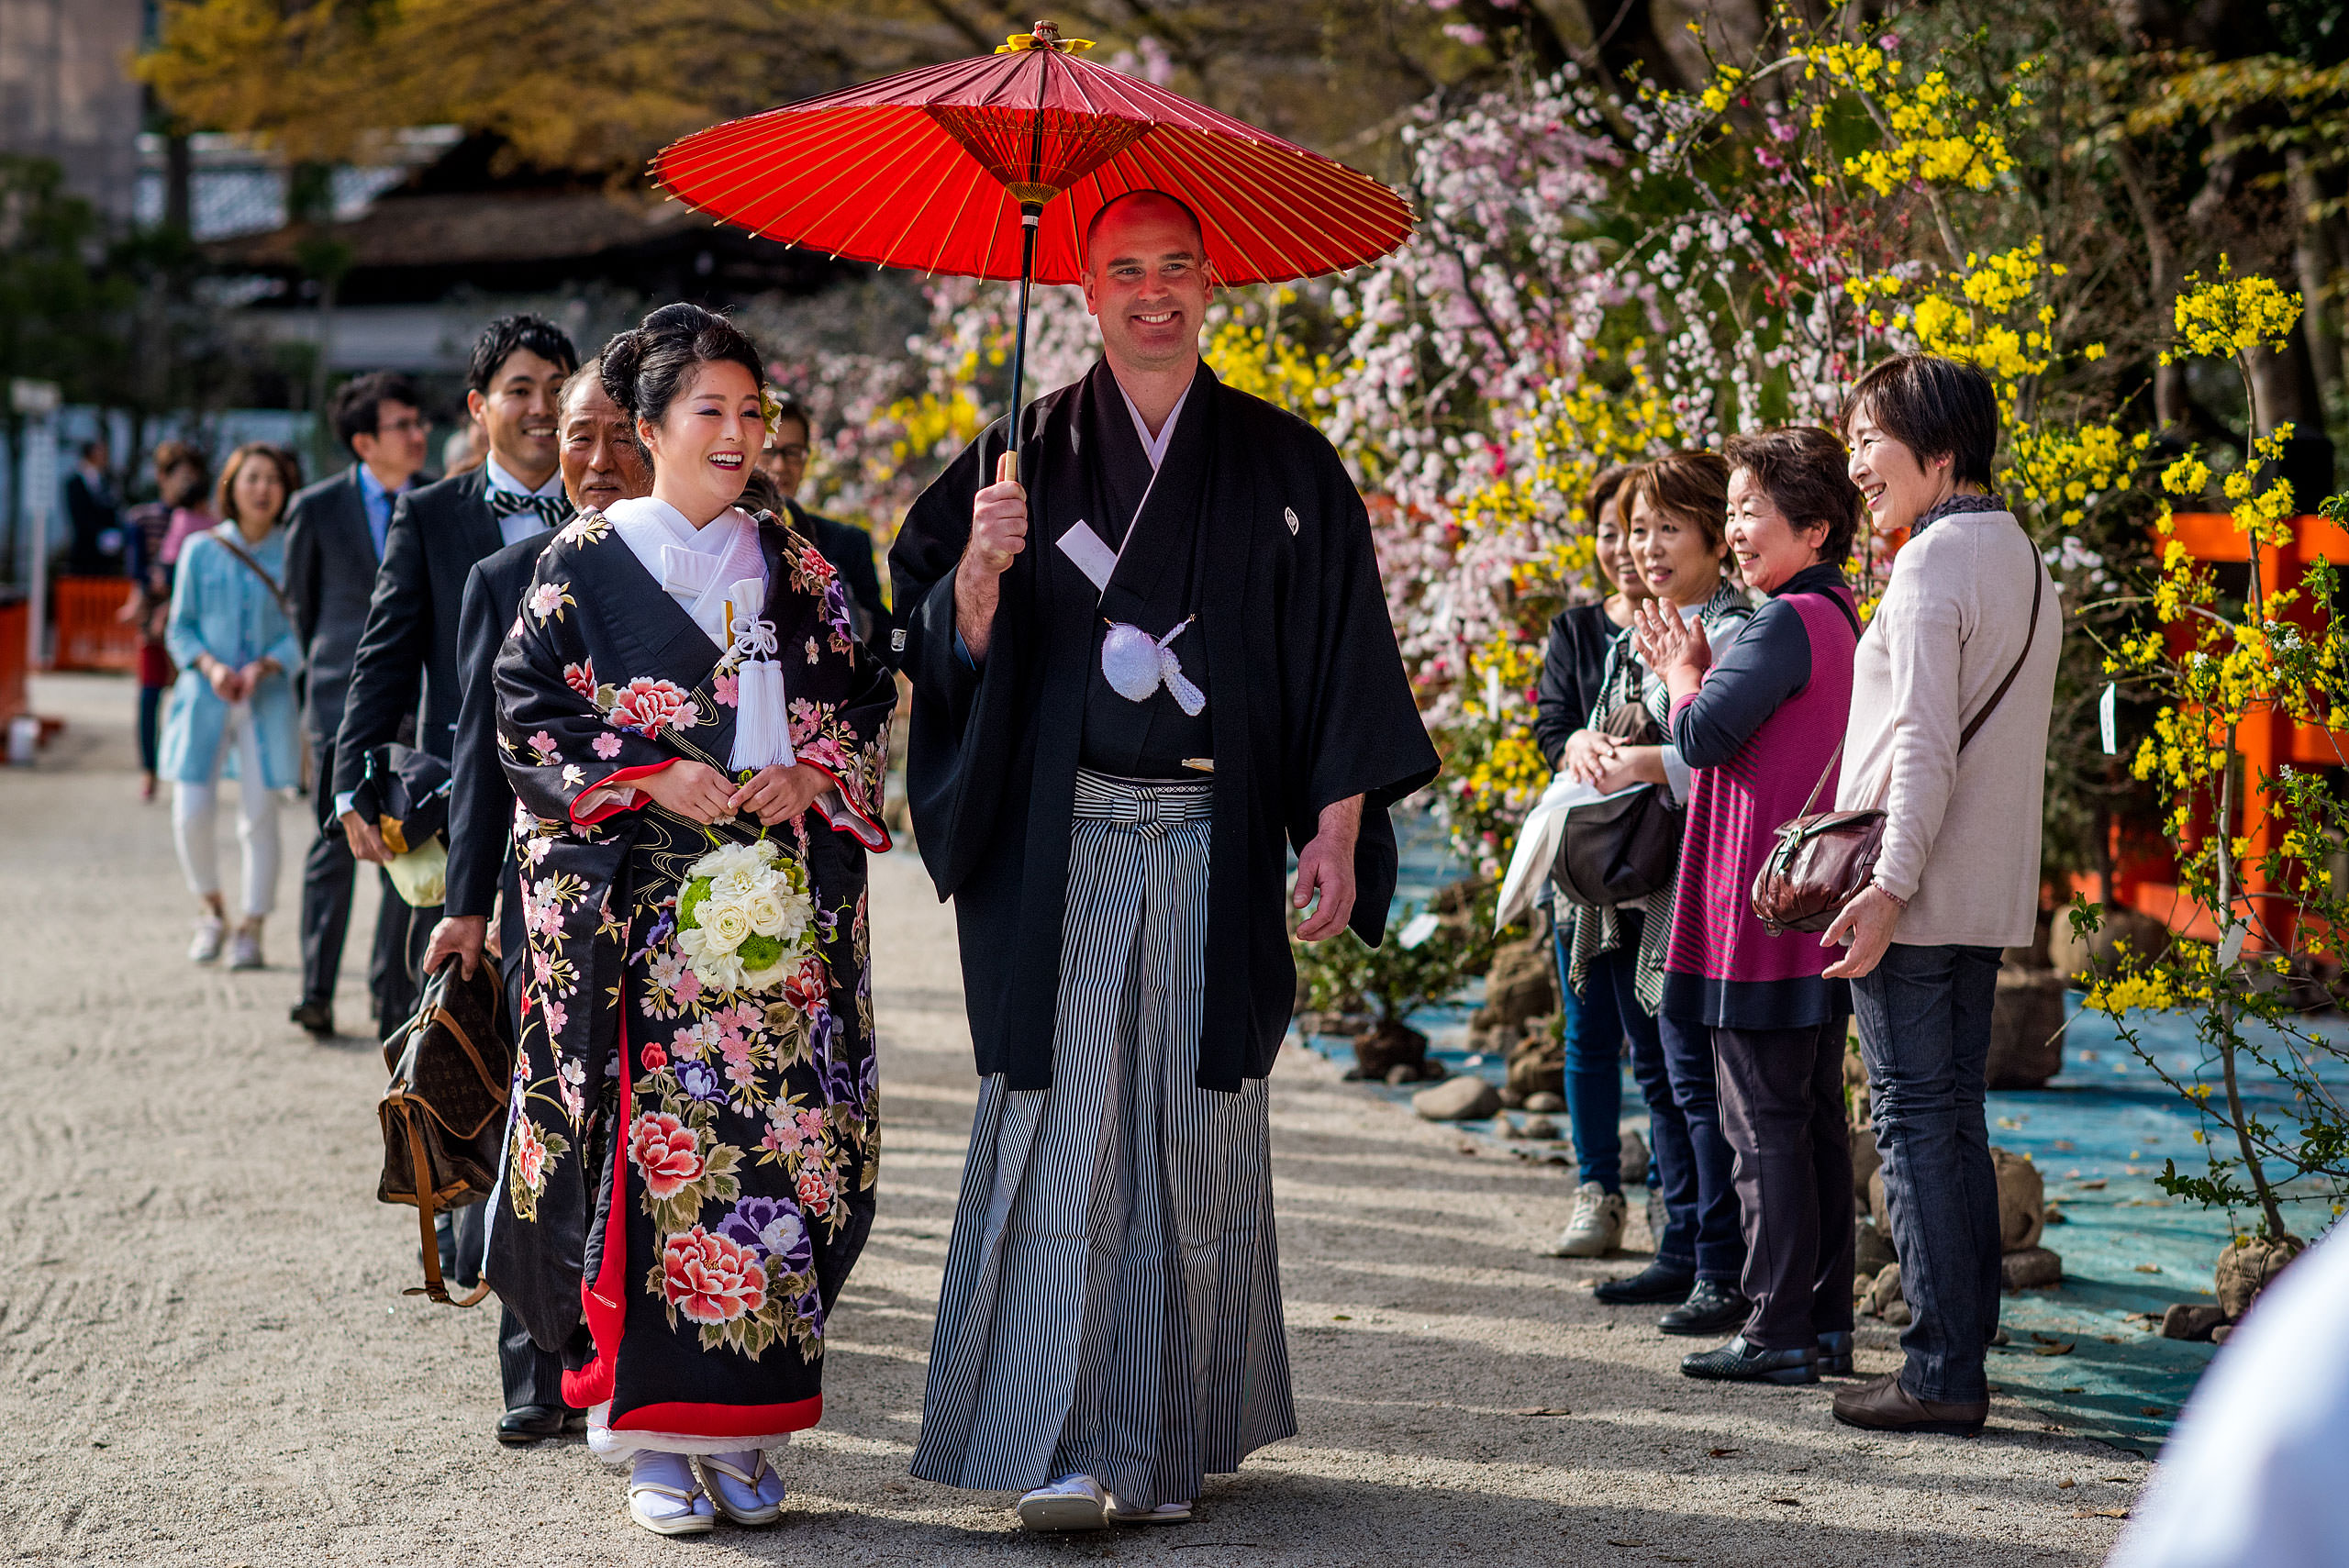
696, 1449, 785, 1526
1108, 1492, 1195, 1525
627, 1452, 715, 1536
1017, 1473, 1109, 1531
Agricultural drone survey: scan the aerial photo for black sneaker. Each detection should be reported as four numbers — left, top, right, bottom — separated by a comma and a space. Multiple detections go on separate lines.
289, 999, 336, 1039
1657, 1278, 1751, 1336
1593, 1262, 1696, 1306
1681, 1335, 1820, 1385
1817, 1330, 1855, 1376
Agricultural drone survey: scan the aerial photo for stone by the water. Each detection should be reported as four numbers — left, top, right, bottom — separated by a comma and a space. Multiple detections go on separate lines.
1522, 1090, 1564, 1114
1619, 1129, 1650, 1188
1520, 1114, 1560, 1140
2215, 1232, 2305, 1318
2160, 1303, 2227, 1341
2000, 1246, 2063, 1291
1414, 1075, 1503, 1122
1854, 1218, 1897, 1277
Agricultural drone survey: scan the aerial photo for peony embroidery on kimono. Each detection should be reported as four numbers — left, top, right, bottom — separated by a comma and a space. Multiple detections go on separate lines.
507, 1115, 570, 1222
562, 659, 596, 697
598, 675, 701, 739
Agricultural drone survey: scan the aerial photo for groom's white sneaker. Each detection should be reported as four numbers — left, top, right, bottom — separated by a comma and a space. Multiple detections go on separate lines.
1017, 1473, 1109, 1531
1108, 1490, 1194, 1524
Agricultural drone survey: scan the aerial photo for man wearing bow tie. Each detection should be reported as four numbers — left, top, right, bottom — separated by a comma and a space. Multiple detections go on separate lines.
329, 316, 579, 1029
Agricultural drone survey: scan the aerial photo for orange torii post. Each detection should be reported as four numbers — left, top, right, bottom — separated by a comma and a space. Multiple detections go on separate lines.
2129, 510, 2349, 954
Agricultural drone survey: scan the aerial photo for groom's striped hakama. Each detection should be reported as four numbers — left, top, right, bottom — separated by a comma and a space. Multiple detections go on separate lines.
909, 770, 1295, 1509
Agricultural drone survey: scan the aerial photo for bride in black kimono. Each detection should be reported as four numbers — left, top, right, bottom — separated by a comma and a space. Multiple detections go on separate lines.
486, 303, 894, 1536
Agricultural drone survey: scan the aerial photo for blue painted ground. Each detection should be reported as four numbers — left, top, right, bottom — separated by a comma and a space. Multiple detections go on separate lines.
1301, 812, 2349, 1453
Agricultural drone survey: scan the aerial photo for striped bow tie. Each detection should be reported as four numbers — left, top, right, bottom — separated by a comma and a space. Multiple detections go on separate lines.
487, 488, 573, 530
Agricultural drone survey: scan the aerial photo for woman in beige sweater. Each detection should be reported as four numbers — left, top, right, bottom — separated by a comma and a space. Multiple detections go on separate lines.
1821, 354, 2059, 1436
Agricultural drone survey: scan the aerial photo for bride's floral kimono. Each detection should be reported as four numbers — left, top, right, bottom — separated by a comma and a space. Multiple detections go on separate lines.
484, 502, 893, 1456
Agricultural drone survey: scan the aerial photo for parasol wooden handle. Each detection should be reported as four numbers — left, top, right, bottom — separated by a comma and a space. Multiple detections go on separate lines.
996, 450, 1019, 485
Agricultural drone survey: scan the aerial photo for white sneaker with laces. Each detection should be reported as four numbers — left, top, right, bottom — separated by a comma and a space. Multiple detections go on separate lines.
1548, 1181, 1626, 1257
227, 925, 263, 971
188, 916, 226, 964
1017, 1473, 1109, 1531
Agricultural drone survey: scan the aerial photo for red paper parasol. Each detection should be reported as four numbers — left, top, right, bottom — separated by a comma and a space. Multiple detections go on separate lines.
651, 19, 1413, 464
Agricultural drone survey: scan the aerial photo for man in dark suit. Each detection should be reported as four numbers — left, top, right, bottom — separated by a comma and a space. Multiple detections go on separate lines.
284, 373, 433, 1038
759, 395, 887, 653
64, 440, 124, 575
420, 356, 649, 1446
329, 316, 578, 1034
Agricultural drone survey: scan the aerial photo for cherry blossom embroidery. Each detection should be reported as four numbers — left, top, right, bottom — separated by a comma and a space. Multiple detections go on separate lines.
593, 733, 623, 759
529, 581, 575, 623
529, 730, 560, 764
713, 672, 740, 707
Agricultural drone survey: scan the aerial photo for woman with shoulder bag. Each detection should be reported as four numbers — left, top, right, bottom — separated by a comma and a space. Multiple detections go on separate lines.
1819, 354, 2059, 1436
160, 443, 306, 970
1530, 465, 1643, 1257
1557, 452, 1753, 1314
1632, 427, 1864, 1385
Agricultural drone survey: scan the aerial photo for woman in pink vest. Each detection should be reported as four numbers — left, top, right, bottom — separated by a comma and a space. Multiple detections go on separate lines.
1631, 426, 1864, 1386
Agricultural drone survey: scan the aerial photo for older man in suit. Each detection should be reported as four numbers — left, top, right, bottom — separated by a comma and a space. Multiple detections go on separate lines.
284, 372, 433, 1038
329, 317, 578, 1035
418, 358, 651, 1445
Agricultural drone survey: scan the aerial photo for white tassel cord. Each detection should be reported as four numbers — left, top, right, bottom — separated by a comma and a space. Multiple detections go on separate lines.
722, 617, 797, 773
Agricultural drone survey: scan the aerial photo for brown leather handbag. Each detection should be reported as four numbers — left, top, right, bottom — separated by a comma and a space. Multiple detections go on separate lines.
1553, 699, 1685, 909
377, 962, 515, 1306
1751, 566, 2042, 936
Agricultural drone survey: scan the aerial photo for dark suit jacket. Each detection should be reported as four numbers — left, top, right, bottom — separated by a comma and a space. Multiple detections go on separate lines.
446, 528, 553, 935
286, 466, 392, 751
789, 500, 887, 659
331, 468, 502, 799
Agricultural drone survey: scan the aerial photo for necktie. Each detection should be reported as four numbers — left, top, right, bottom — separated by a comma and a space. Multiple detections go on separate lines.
488, 488, 573, 530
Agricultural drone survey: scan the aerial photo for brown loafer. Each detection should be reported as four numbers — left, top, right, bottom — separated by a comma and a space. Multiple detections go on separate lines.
1831, 1372, 1987, 1436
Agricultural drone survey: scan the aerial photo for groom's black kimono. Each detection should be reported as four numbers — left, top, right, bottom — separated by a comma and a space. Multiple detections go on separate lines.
889, 359, 1439, 1093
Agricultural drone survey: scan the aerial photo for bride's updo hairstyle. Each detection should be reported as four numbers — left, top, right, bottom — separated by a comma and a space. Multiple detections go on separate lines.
598, 302, 766, 458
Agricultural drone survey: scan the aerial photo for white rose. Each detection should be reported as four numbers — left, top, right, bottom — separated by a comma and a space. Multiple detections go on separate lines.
742, 889, 786, 938
705, 902, 752, 951
772, 884, 811, 945
711, 867, 761, 901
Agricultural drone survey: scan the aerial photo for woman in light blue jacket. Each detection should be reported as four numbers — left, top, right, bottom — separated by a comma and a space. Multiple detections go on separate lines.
160, 443, 305, 969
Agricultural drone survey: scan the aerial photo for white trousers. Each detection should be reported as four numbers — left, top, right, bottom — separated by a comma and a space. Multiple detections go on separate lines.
172, 702, 283, 918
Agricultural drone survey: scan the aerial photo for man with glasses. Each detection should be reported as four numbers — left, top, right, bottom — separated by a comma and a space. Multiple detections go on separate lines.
284, 372, 436, 1039
759, 395, 886, 651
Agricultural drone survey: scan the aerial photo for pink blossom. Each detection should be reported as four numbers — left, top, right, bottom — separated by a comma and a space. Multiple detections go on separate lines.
593, 733, 622, 759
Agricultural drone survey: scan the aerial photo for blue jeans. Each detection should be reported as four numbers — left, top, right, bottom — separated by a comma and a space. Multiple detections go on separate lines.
1851, 942, 2005, 1405
1656, 1014, 1748, 1284
1553, 917, 1624, 1192
1584, 919, 1698, 1274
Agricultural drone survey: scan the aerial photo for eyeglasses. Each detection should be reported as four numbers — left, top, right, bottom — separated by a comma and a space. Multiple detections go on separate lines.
768, 444, 809, 463
377, 416, 430, 437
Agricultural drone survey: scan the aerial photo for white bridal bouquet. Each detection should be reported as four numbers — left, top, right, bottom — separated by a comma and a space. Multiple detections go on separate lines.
675, 839, 815, 994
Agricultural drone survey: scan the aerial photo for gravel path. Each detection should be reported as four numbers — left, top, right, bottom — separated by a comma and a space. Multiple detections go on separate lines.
2, 673, 2143, 1565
